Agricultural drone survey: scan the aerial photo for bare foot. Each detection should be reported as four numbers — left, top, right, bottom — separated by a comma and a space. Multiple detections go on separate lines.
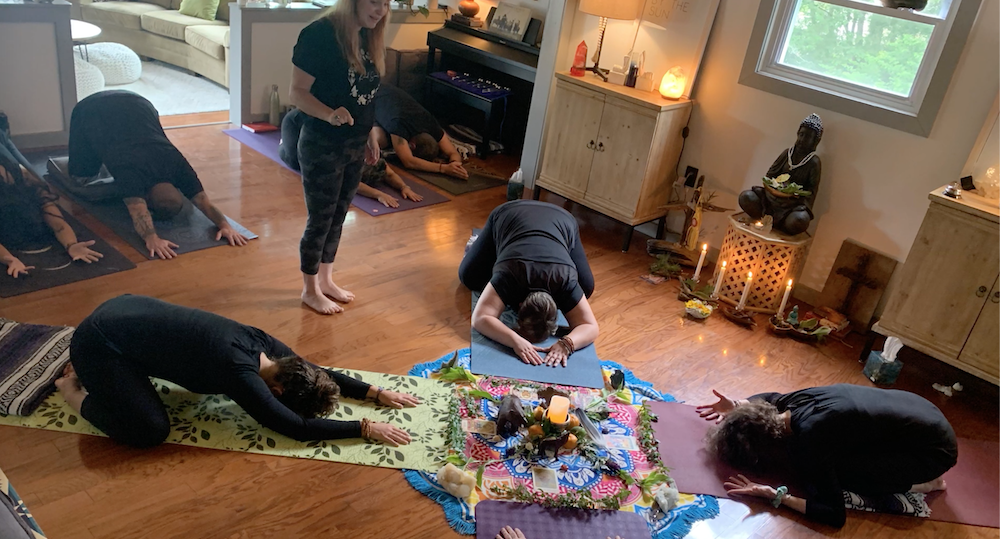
302, 290, 343, 315
319, 278, 355, 303
911, 476, 947, 493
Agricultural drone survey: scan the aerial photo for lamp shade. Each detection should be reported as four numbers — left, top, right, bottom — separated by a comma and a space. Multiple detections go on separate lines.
579, 0, 640, 20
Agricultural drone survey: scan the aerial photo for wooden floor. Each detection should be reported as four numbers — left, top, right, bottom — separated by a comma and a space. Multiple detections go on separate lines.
1, 123, 996, 539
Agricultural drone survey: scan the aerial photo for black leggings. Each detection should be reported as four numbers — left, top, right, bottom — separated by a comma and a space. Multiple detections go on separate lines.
458, 210, 595, 297
70, 319, 170, 448
298, 126, 366, 275
279, 109, 303, 172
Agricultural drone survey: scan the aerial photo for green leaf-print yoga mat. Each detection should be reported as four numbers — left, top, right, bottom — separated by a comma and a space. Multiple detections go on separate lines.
0, 369, 454, 473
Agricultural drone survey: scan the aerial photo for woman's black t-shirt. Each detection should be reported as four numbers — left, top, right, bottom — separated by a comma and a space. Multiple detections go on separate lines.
0, 129, 57, 250
292, 18, 380, 140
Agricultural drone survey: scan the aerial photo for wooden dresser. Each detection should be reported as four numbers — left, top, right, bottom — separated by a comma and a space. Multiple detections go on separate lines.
875, 186, 1000, 384
534, 72, 692, 251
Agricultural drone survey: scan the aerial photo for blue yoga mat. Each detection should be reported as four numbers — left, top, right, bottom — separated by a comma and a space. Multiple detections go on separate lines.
469, 292, 604, 388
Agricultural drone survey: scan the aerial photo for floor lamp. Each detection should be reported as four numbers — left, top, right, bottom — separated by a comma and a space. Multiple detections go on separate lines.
578, 0, 641, 81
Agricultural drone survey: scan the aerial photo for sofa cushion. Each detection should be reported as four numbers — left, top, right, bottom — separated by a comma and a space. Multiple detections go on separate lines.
82, 2, 167, 31
145, 0, 174, 9
185, 25, 229, 60
141, 10, 225, 41
216, 0, 229, 21
178, 0, 221, 21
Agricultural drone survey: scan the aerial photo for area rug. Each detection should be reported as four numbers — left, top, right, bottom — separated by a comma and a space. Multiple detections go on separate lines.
647, 401, 999, 527
403, 348, 719, 539
0, 213, 136, 298
110, 60, 229, 116
0, 466, 47, 538
222, 129, 450, 217
0, 369, 453, 472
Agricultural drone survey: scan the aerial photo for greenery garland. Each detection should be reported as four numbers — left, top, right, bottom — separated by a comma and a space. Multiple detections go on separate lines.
489, 483, 630, 511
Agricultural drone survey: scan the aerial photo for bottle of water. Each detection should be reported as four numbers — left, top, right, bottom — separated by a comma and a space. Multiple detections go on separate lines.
269, 85, 281, 126
506, 168, 524, 201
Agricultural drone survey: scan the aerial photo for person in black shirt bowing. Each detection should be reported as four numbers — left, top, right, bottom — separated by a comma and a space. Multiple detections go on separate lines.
459, 200, 599, 367
55, 295, 419, 448
289, 0, 389, 315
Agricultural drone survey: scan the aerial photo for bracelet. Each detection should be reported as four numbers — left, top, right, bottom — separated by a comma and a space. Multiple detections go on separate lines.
360, 417, 372, 440
772, 485, 788, 507
373, 386, 384, 404
558, 336, 575, 354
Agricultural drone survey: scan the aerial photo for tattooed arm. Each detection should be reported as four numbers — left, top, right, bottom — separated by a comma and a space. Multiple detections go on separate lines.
124, 197, 178, 259
191, 192, 247, 246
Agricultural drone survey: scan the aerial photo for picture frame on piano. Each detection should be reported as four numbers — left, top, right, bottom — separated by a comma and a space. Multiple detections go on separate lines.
485, 7, 543, 48
486, 2, 532, 42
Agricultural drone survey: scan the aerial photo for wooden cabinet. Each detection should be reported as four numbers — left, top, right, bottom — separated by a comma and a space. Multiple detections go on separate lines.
535, 72, 692, 250
877, 186, 1000, 384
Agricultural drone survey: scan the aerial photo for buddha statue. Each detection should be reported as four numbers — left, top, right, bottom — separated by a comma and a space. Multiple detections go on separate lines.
739, 113, 823, 236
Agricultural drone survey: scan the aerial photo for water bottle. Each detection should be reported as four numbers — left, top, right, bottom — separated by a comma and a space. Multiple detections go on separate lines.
269, 85, 281, 126
506, 168, 524, 201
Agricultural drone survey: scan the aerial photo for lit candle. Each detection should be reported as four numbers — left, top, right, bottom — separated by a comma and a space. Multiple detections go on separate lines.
754, 221, 764, 229
711, 261, 727, 299
777, 279, 792, 318
547, 395, 570, 425
737, 272, 752, 310
693, 243, 707, 281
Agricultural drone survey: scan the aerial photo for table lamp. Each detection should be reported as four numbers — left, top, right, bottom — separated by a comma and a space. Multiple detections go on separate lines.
578, 0, 641, 81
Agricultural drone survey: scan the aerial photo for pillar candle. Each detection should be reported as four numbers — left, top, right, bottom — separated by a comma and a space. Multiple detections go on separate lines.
693, 243, 707, 281
711, 261, 727, 299
777, 279, 792, 317
547, 396, 570, 424
737, 272, 752, 310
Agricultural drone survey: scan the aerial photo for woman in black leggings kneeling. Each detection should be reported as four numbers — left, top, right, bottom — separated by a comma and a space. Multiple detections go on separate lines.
460, 200, 599, 368
55, 295, 418, 448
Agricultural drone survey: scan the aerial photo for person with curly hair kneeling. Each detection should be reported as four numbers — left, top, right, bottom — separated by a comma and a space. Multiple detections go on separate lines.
696, 384, 957, 527
55, 295, 418, 448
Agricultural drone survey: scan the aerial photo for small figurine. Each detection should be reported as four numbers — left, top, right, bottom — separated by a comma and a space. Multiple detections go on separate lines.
496, 394, 526, 438
787, 305, 800, 326
740, 114, 823, 235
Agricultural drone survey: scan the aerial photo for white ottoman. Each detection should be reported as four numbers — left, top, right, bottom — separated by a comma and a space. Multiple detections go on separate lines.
74, 56, 105, 100
86, 42, 142, 85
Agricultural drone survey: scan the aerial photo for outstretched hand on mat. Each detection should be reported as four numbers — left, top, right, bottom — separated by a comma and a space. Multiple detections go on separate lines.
377, 389, 421, 409
535, 340, 571, 368
496, 526, 526, 539
369, 422, 411, 446
695, 389, 741, 423
146, 236, 179, 259
512, 334, 545, 365
5, 258, 34, 278
724, 474, 778, 501
216, 225, 249, 247
68, 240, 104, 263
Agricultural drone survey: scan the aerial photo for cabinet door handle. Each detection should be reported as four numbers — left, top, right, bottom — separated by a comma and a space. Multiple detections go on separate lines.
587, 140, 596, 150
976, 285, 988, 297
992, 291, 999, 304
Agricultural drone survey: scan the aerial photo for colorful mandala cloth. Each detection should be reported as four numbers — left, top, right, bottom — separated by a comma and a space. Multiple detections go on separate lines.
404, 348, 719, 539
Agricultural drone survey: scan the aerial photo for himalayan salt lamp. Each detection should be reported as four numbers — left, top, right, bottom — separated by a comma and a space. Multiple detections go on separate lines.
658, 66, 686, 100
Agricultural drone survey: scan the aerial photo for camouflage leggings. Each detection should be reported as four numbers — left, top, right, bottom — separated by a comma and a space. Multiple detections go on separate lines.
298, 127, 367, 275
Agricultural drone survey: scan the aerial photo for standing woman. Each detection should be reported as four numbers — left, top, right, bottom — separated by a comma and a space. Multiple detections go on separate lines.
289, 0, 388, 314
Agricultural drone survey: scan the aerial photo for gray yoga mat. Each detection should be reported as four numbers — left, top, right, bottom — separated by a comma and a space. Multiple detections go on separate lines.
388, 157, 506, 195
44, 156, 257, 259
469, 292, 604, 388
0, 213, 136, 298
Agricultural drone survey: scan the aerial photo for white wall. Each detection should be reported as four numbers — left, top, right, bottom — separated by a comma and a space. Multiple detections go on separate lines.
678, 0, 999, 305
0, 22, 64, 136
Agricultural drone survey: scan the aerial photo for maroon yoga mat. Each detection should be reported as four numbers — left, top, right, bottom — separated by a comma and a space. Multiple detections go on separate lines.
647, 401, 999, 528
474, 500, 651, 539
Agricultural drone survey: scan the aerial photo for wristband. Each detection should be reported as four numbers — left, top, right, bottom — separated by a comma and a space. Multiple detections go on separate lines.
360, 417, 372, 440
772, 485, 788, 507
373, 386, 384, 404
558, 336, 575, 354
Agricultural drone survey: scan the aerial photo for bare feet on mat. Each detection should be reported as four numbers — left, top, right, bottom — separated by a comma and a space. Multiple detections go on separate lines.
911, 476, 947, 493
319, 278, 354, 303
302, 290, 343, 315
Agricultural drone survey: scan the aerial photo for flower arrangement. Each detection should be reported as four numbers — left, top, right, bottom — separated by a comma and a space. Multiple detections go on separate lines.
763, 173, 812, 197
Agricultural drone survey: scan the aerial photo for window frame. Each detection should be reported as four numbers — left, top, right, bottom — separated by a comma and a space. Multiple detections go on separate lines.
739, 0, 983, 136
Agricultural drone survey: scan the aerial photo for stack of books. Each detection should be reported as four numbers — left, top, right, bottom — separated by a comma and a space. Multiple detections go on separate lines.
451, 14, 482, 27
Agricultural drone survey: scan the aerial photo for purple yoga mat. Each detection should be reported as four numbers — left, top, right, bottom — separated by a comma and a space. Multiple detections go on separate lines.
647, 401, 1000, 527
474, 500, 651, 539
223, 129, 449, 216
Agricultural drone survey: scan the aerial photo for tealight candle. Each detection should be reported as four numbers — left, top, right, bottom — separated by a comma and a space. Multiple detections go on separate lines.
738, 272, 752, 310
693, 243, 707, 281
711, 261, 727, 299
547, 395, 570, 425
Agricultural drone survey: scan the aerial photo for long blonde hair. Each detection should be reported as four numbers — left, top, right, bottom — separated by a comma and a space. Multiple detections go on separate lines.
320, 0, 387, 76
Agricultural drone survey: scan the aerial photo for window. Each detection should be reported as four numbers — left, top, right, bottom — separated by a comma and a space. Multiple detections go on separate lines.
740, 0, 983, 136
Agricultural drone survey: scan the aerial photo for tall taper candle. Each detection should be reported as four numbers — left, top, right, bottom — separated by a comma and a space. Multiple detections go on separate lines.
693, 243, 708, 281
711, 261, 727, 299
738, 272, 752, 310
777, 279, 792, 317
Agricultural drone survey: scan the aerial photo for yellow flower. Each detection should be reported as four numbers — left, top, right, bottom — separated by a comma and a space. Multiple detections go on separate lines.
773, 174, 791, 184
